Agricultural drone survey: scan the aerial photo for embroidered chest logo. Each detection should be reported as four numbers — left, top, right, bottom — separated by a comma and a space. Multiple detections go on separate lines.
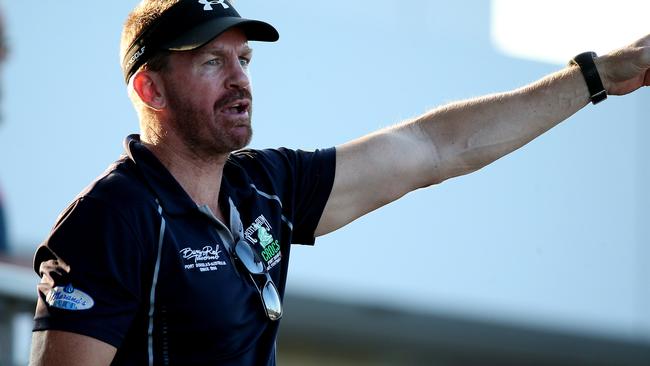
179, 244, 228, 272
244, 215, 282, 269
198, 0, 230, 11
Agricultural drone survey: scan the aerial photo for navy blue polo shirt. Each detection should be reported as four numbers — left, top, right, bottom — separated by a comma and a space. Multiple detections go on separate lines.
33, 134, 336, 365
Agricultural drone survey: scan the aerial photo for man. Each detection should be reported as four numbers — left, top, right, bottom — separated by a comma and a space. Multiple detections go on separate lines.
29, 0, 650, 365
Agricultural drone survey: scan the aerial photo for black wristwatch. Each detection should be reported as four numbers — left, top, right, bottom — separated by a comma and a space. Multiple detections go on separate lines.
569, 51, 607, 105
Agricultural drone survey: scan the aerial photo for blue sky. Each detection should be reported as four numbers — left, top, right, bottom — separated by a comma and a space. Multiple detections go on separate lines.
0, 0, 648, 342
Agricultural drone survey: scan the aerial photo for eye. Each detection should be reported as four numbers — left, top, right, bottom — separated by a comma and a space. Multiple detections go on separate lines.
205, 57, 223, 66
239, 57, 251, 68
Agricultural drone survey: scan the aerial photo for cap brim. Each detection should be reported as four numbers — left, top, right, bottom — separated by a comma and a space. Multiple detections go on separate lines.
161, 17, 279, 51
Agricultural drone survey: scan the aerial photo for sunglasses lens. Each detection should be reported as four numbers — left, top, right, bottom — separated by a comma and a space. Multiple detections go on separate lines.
235, 240, 265, 274
234, 240, 282, 320
261, 280, 282, 321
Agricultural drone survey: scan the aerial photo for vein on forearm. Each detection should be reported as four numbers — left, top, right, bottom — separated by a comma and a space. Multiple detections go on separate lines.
414, 67, 589, 183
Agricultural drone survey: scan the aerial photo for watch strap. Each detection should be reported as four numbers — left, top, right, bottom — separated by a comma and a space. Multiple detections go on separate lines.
569, 51, 607, 105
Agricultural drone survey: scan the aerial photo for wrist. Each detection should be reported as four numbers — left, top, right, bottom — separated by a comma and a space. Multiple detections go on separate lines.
593, 55, 612, 93
569, 52, 608, 105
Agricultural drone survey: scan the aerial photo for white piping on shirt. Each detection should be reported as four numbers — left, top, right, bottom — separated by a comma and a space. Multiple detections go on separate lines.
249, 184, 293, 230
249, 184, 282, 206
148, 202, 166, 366
144, 187, 289, 363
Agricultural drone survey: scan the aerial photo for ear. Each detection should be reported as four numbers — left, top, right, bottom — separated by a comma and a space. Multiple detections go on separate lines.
132, 70, 166, 110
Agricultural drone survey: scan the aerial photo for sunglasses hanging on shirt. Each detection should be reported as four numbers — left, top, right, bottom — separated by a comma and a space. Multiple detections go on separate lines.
228, 198, 283, 321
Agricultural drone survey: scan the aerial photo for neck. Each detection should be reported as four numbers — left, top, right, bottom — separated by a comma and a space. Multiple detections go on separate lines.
142, 132, 228, 221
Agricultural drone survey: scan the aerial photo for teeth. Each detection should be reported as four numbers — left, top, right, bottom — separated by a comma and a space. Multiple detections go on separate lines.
223, 101, 247, 114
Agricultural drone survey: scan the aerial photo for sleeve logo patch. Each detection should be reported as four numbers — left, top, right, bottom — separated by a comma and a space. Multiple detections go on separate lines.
46, 284, 95, 311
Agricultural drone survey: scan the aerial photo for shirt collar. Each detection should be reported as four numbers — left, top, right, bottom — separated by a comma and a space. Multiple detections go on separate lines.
124, 134, 198, 215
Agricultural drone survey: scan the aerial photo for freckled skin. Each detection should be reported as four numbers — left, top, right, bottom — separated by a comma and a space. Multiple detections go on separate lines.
162, 30, 254, 157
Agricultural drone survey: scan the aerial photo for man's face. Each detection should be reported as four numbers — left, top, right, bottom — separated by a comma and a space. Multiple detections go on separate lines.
160, 28, 254, 157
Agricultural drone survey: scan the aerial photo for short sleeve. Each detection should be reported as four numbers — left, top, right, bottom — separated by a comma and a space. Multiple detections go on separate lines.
284, 147, 336, 244
32, 196, 148, 348
234, 147, 336, 245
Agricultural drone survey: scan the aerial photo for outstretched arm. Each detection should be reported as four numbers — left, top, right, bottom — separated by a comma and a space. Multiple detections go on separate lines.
315, 34, 650, 236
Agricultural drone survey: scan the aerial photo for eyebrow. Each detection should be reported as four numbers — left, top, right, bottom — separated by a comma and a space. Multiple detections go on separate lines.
241, 45, 253, 55
203, 45, 254, 56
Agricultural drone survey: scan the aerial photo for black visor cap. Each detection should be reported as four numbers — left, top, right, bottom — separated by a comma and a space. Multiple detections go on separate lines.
162, 17, 278, 51
122, 0, 278, 83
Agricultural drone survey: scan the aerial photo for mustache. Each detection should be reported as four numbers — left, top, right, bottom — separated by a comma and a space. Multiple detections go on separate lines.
214, 89, 252, 111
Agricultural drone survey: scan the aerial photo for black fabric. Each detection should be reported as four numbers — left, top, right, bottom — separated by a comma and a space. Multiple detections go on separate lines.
32, 135, 336, 365
571, 51, 607, 105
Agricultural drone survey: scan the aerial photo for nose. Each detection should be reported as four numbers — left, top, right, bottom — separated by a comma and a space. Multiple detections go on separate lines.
225, 57, 250, 90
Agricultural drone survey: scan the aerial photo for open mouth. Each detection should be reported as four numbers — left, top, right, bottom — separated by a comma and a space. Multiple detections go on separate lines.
222, 99, 250, 116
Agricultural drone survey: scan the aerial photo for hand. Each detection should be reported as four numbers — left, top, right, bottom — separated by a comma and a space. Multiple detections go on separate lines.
597, 33, 650, 96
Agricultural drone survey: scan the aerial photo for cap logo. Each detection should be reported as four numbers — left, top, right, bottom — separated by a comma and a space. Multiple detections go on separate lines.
198, 0, 230, 11
126, 46, 146, 67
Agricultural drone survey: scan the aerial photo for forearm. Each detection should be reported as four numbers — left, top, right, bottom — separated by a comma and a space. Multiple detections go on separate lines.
416, 65, 590, 183
317, 37, 650, 236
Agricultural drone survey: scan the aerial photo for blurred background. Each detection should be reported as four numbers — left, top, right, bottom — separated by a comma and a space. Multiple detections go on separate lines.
0, 0, 649, 365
